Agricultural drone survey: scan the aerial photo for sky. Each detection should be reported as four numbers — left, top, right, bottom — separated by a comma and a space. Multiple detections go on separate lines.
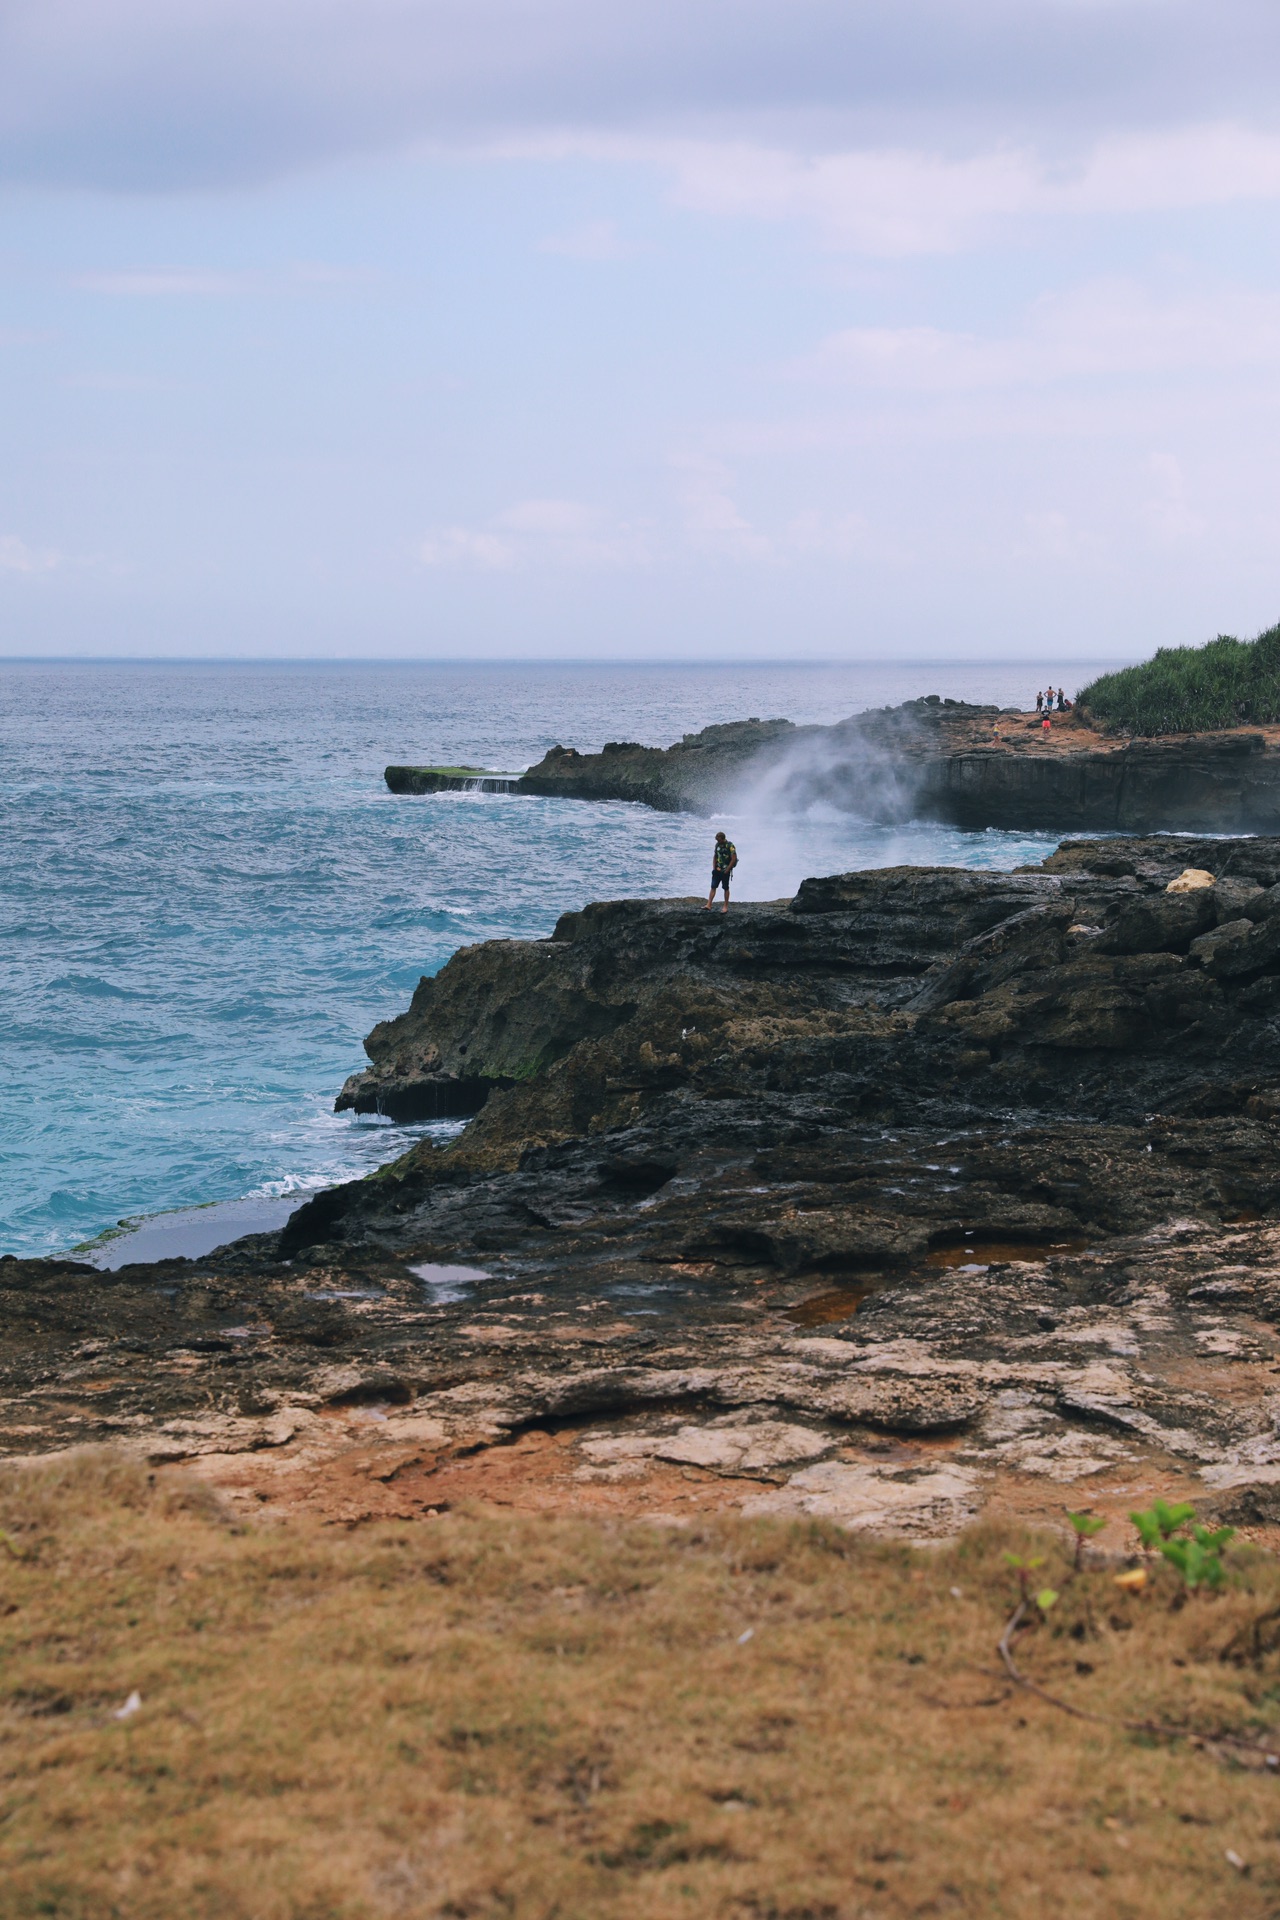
2, 1, 1280, 661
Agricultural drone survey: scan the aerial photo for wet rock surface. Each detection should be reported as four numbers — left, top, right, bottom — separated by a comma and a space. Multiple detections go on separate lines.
15, 833, 1280, 1536
397, 700, 1280, 833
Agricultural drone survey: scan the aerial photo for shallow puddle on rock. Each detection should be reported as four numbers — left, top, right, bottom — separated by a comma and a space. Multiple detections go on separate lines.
79, 1195, 300, 1269
925, 1237, 1087, 1269
408, 1262, 491, 1303
785, 1287, 871, 1327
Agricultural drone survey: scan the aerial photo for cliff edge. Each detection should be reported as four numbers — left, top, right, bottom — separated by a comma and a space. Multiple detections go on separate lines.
388, 699, 1280, 833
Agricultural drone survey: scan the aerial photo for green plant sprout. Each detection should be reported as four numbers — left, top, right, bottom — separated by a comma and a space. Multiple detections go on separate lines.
1158, 1527, 1236, 1591
1129, 1500, 1196, 1551
1066, 1511, 1107, 1569
1002, 1554, 1058, 1616
1129, 1502, 1235, 1590
1003, 1552, 1047, 1603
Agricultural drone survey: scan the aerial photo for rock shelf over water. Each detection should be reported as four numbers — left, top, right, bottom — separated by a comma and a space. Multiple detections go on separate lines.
14, 833, 1280, 1536
388, 700, 1280, 832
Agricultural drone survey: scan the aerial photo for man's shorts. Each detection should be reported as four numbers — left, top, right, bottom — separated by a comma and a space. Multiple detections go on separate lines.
710, 869, 731, 890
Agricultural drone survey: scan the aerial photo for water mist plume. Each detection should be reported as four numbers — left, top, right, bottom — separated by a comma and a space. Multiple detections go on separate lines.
726, 704, 930, 825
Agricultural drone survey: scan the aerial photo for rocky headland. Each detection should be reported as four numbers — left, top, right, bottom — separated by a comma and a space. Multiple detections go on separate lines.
11, 835, 1280, 1542
388, 700, 1280, 833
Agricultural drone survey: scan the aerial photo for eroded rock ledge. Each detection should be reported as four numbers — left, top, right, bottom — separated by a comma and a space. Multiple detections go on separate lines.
13, 835, 1280, 1537
388, 701, 1280, 833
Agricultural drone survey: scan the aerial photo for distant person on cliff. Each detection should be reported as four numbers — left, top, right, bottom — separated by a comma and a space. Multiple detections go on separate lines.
706, 832, 738, 912
1036, 691, 1044, 714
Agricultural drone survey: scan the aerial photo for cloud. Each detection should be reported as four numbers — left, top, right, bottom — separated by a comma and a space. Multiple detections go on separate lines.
418, 527, 518, 571
654, 139, 1037, 255
672, 456, 774, 560
1141, 451, 1206, 544
539, 218, 630, 259
798, 281, 1280, 389
423, 483, 882, 572
1017, 510, 1103, 563
784, 508, 877, 558
70, 263, 369, 296
520, 121, 1280, 255
2, 0, 1280, 192
72, 269, 247, 296
0, 535, 61, 573
420, 498, 650, 570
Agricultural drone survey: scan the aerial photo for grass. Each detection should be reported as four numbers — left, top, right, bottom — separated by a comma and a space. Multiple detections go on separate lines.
1078, 621, 1280, 735
3, 1451, 1280, 1918
415, 767, 519, 780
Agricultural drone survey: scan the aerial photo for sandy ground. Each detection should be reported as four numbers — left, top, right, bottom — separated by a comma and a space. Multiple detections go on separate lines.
946, 710, 1280, 757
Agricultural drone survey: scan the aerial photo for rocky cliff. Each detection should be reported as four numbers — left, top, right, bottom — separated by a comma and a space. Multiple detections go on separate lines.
388, 699, 1280, 833
335, 831, 1280, 1124
14, 835, 1280, 1542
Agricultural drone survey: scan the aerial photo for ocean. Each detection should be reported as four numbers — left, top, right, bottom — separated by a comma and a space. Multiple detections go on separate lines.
0, 659, 1108, 1261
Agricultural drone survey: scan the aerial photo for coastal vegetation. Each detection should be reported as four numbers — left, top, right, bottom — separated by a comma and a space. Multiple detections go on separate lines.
1078, 622, 1280, 735
3, 1450, 1280, 1918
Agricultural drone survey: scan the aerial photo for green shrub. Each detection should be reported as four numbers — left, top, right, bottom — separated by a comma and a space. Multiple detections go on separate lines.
1130, 1500, 1236, 1591
1078, 621, 1280, 734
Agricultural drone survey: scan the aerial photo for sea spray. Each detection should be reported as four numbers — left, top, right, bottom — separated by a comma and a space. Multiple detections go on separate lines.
723, 706, 930, 825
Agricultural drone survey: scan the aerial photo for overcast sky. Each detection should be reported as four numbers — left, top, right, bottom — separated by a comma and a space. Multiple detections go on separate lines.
3, 0, 1280, 659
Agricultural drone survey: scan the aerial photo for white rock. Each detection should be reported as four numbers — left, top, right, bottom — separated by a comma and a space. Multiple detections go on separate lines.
382, 1413, 448, 1445
579, 1422, 834, 1476
742, 1460, 981, 1537
654, 1423, 834, 1473
1201, 1461, 1280, 1491
1194, 1328, 1262, 1358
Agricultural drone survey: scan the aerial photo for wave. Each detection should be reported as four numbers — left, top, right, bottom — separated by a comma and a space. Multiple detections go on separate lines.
48, 973, 149, 1000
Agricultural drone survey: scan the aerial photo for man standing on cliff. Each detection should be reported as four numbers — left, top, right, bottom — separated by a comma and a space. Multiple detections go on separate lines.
706, 831, 738, 912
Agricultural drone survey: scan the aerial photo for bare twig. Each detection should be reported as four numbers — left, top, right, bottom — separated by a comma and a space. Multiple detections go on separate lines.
998, 1600, 1280, 1769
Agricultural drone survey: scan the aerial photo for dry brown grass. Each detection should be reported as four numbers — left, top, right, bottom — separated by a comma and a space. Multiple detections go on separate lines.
2, 1449, 1280, 1919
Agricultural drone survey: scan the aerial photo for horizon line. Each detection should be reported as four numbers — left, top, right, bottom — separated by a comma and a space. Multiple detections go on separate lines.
0, 653, 1137, 667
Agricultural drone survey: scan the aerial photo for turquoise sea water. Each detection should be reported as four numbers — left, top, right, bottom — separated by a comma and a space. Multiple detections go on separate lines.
0, 660, 1099, 1259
